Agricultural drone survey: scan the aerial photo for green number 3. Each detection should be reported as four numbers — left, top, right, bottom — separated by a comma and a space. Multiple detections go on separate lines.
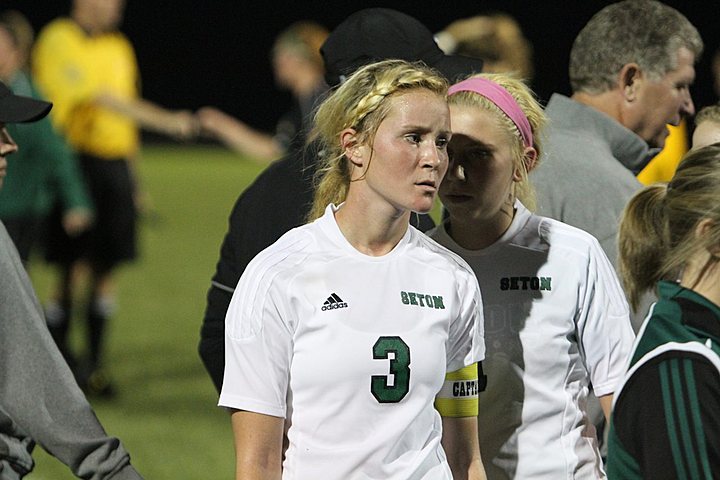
371, 336, 411, 403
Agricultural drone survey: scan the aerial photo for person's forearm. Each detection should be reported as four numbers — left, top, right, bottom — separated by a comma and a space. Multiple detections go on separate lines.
599, 394, 614, 423
467, 457, 487, 480
441, 416, 486, 480
231, 411, 284, 480
236, 461, 282, 480
450, 451, 486, 480
197, 107, 283, 160
95, 93, 197, 139
215, 121, 282, 160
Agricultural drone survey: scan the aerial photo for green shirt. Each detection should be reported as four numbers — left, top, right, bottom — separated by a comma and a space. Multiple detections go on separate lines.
606, 281, 720, 479
0, 71, 92, 219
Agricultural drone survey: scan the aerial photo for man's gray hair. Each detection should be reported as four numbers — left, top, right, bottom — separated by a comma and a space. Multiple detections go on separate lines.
569, 0, 703, 94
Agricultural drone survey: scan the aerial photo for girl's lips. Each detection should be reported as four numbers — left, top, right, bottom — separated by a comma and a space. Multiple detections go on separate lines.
415, 180, 438, 192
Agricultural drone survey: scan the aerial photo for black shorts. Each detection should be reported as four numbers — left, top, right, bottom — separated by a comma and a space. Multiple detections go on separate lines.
44, 154, 137, 268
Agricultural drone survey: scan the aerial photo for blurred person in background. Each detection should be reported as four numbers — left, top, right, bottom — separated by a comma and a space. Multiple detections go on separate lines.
0, 80, 144, 480
31, 0, 199, 397
435, 12, 533, 84
0, 9, 93, 265
692, 103, 720, 149
197, 20, 329, 164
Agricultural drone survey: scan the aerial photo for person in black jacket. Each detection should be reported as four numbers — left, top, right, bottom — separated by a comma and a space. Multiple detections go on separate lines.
198, 8, 484, 392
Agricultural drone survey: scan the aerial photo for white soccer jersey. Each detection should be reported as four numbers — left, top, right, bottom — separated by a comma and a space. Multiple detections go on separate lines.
219, 204, 485, 480
429, 201, 634, 480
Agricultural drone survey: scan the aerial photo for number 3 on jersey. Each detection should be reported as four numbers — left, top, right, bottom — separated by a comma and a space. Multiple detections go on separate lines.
371, 336, 410, 403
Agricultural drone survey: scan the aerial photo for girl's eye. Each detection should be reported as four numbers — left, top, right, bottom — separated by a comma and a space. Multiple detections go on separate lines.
405, 133, 421, 144
436, 137, 449, 148
471, 149, 491, 160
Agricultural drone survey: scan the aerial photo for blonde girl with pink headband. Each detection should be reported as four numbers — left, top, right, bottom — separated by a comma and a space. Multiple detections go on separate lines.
427, 73, 635, 479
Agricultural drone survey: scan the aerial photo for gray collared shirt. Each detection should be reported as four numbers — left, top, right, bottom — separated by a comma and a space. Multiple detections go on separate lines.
531, 93, 657, 330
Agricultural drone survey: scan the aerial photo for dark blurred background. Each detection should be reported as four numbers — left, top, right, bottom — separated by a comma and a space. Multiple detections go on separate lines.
6, 1, 720, 137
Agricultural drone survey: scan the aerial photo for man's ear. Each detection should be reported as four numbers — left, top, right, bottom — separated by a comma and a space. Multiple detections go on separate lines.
619, 63, 643, 102
340, 128, 363, 167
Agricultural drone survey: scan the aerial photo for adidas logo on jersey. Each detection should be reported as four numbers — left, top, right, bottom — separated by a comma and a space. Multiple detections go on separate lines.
321, 293, 348, 311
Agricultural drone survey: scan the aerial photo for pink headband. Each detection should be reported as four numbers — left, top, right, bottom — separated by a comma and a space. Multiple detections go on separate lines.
448, 77, 533, 148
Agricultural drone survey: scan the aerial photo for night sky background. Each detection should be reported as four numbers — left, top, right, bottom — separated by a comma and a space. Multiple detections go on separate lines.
6, 1, 720, 139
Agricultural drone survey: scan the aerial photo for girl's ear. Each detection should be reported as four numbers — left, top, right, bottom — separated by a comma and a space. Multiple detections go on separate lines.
513, 146, 537, 182
696, 218, 720, 257
341, 128, 363, 167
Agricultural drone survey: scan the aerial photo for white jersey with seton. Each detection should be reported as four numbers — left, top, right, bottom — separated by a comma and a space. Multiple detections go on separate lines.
429, 201, 634, 479
219, 204, 485, 480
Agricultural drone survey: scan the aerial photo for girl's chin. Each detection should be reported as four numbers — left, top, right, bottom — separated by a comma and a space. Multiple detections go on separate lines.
410, 200, 435, 215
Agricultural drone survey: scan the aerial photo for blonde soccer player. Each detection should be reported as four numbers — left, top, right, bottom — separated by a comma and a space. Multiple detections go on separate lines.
429, 73, 634, 478
219, 59, 486, 480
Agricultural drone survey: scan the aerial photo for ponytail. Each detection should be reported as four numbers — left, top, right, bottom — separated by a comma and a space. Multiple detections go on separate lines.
619, 143, 720, 311
618, 184, 668, 311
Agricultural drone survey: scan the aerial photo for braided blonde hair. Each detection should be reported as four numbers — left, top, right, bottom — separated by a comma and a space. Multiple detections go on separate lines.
307, 59, 448, 221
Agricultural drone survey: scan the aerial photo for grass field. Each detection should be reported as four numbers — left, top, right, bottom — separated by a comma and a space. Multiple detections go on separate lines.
26, 144, 266, 479
24, 143, 444, 479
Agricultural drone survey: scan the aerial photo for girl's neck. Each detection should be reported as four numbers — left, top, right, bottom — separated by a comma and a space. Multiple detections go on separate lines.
334, 197, 410, 257
446, 206, 515, 251
681, 261, 720, 309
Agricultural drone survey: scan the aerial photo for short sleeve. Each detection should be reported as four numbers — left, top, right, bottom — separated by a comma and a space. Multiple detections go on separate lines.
33, 23, 97, 116
218, 265, 293, 418
577, 238, 635, 397
446, 267, 485, 373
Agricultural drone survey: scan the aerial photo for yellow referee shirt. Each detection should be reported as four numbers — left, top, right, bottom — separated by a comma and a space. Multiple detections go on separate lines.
636, 121, 689, 185
32, 18, 140, 159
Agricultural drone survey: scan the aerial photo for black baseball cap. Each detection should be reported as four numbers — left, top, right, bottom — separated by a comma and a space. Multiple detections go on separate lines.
321, 8, 484, 87
0, 80, 52, 123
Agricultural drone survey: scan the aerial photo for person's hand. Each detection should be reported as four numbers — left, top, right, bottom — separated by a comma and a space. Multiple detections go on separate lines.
170, 110, 200, 141
62, 207, 93, 237
196, 106, 240, 138
443, 16, 496, 43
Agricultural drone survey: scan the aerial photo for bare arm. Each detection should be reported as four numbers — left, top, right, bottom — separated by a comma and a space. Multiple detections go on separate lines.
95, 93, 199, 141
196, 106, 283, 162
441, 416, 486, 480
599, 394, 613, 423
230, 409, 284, 480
